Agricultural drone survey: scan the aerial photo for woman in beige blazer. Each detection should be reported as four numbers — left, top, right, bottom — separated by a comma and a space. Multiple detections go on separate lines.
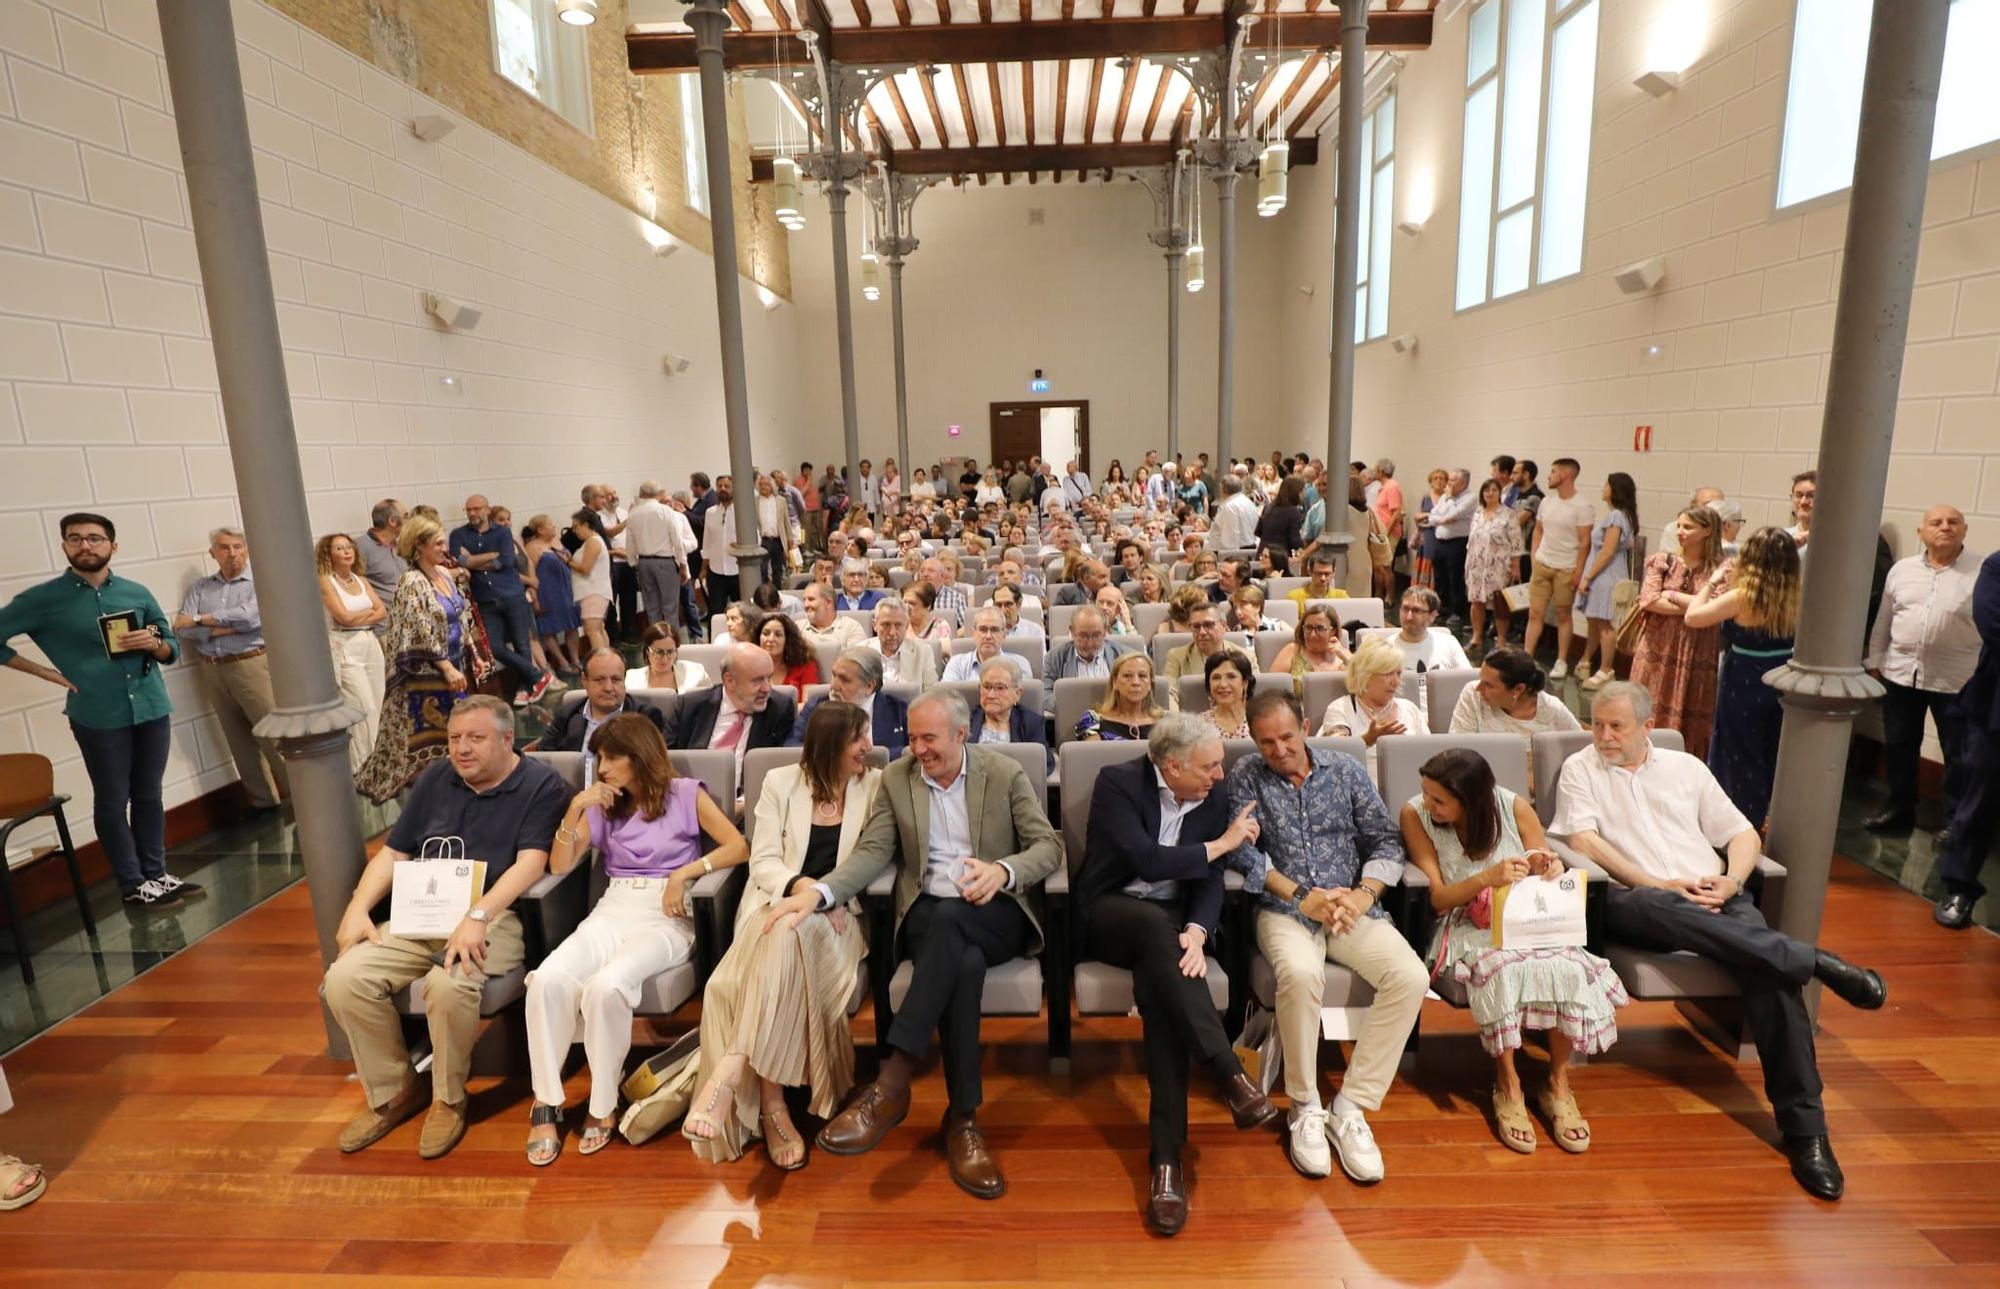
684, 700, 883, 1169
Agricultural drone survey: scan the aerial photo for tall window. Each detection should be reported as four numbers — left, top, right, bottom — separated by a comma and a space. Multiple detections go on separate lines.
489, 0, 593, 133
1778, 0, 2000, 209
1456, 0, 1600, 311
1350, 91, 1397, 343
680, 85, 710, 216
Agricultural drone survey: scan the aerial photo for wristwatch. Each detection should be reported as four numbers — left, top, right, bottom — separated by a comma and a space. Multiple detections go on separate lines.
1288, 884, 1307, 908
467, 908, 489, 924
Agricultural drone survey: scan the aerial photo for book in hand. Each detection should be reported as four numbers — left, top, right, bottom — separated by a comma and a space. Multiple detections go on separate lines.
98, 609, 142, 659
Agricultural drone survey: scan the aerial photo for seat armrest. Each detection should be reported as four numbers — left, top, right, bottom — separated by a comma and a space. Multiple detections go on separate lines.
865, 868, 895, 897
1546, 840, 1615, 953
1396, 862, 1434, 954
690, 866, 749, 980
1044, 867, 1069, 896
515, 863, 590, 967
1752, 854, 1787, 926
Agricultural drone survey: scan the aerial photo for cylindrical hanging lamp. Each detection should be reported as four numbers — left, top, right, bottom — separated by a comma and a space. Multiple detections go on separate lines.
1257, 140, 1289, 216
1187, 243, 1206, 292
774, 155, 804, 232
861, 249, 880, 301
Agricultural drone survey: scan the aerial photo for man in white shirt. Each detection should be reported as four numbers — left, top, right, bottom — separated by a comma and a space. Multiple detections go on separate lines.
1524, 457, 1596, 678
989, 585, 1045, 643
799, 582, 866, 652
1862, 506, 1980, 833
588, 484, 635, 638
1147, 462, 1178, 511
1552, 683, 1886, 1201
1062, 461, 1092, 510
857, 458, 880, 517
941, 607, 1034, 684
1208, 475, 1261, 551
623, 481, 694, 635
1383, 588, 1472, 672
699, 476, 741, 608
1423, 469, 1477, 622
867, 597, 939, 688
993, 558, 1043, 613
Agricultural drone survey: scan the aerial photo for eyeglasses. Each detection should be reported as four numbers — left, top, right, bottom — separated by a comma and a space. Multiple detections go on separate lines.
647, 647, 677, 660
1401, 604, 1436, 616
63, 534, 110, 547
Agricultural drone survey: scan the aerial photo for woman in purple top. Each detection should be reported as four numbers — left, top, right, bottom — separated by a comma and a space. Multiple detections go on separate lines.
523, 714, 747, 1165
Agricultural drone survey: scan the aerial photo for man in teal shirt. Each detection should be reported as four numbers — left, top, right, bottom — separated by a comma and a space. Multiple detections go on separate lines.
0, 513, 202, 910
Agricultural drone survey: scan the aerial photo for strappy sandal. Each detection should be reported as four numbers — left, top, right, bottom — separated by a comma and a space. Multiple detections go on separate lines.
762, 1107, 806, 1171
683, 1078, 730, 1142
578, 1113, 617, 1156
0, 1155, 46, 1210
525, 1103, 563, 1167
1493, 1087, 1537, 1154
1539, 1087, 1592, 1153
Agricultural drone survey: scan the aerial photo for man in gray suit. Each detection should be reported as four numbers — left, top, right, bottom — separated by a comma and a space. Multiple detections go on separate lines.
762, 690, 1062, 1199
1041, 606, 1139, 715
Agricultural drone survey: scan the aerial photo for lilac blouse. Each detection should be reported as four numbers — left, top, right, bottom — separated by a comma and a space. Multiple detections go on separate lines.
586, 777, 703, 878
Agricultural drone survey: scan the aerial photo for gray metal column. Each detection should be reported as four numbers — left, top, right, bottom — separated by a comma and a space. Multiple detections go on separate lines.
822, 83, 863, 494
884, 244, 913, 478
1763, 0, 1950, 961
1213, 152, 1239, 467
1325, 3, 1368, 479
686, 0, 764, 591
1165, 243, 1184, 460
156, 0, 366, 1053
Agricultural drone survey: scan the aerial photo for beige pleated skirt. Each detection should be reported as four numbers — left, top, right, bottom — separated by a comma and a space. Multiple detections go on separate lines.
685, 892, 868, 1163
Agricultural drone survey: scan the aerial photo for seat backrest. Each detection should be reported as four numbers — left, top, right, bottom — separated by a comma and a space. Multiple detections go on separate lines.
836, 609, 876, 634
978, 742, 1053, 810
1266, 576, 1309, 600
947, 634, 1045, 675
811, 641, 844, 680
801, 683, 831, 712
1531, 728, 1685, 826
1058, 741, 1151, 882
1218, 736, 1369, 785
669, 749, 738, 812
528, 750, 586, 791
1265, 599, 1299, 627
1422, 667, 1481, 734
1300, 670, 1344, 730
888, 569, 914, 589
0, 753, 54, 817
1375, 734, 1532, 816
1341, 597, 1386, 627
1050, 604, 1078, 637
629, 690, 681, 730
1150, 633, 1190, 669
937, 678, 1044, 717
1051, 675, 1172, 745
1132, 602, 1171, 637
551, 690, 586, 727
679, 643, 731, 678
740, 745, 890, 841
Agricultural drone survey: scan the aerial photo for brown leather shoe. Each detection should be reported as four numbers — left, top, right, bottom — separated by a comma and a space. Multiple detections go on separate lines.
815, 1080, 910, 1156
418, 1099, 468, 1160
337, 1080, 425, 1154
1146, 1162, 1188, 1235
943, 1111, 1006, 1200
1222, 1073, 1282, 1130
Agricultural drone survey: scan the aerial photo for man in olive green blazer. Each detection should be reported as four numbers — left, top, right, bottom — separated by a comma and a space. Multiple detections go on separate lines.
764, 688, 1061, 1198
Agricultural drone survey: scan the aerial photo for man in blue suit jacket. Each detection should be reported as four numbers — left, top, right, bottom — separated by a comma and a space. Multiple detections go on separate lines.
965, 656, 1054, 773
789, 645, 909, 758
835, 561, 888, 612
1936, 549, 2000, 929
1076, 714, 1278, 1235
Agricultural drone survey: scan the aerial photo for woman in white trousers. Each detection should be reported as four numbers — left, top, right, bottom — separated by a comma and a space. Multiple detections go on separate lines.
523, 714, 747, 1165
315, 534, 386, 774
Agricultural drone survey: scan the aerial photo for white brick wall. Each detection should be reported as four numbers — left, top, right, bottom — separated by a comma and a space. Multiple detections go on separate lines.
0, 0, 809, 859
1276, 0, 2000, 549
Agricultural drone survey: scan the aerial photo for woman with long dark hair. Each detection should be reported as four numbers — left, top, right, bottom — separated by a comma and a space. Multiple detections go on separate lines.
758, 612, 819, 701
1464, 478, 1524, 654
1576, 473, 1639, 688
1629, 506, 1728, 757
1687, 527, 1803, 827
1255, 474, 1307, 574
524, 714, 748, 1164
1401, 749, 1625, 1154
688, 701, 883, 1168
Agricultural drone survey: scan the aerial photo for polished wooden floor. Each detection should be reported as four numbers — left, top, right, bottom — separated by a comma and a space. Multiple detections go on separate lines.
3, 857, 1998, 1287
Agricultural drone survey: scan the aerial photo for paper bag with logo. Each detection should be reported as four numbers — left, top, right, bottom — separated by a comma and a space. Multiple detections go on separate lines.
1491, 869, 1588, 951
390, 836, 487, 939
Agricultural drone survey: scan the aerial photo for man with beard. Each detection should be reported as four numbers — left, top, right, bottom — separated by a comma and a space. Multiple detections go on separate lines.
0, 513, 203, 910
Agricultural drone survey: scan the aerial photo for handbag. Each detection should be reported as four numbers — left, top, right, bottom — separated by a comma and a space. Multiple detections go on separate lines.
617, 1029, 702, 1145
1611, 597, 1647, 658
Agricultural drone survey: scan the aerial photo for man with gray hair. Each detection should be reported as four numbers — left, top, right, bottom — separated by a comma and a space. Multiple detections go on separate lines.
764, 687, 1061, 1199
1209, 473, 1262, 551
175, 526, 286, 810
359, 498, 406, 613
1077, 713, 1277, 1234
623, 479, 694, 637
867, 596, 939, 688
1551, 681, 1886, 1201
1423, 468, 1477, 621
940, 606, 1033, 684
835, 558, 886, 611
789, 645, 909, 757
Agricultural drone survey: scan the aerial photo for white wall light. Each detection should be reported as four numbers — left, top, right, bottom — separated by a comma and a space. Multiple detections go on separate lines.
639, 218, 679, 257
410, 114, 455, 143
557, 0, 599, 25
1634, 69, 1681, 97
1389, 333, 1418, 354
662, 351, 691, 375
772, 157, 805, 232
1395, 216, 1426, 237
1400, 168, 1435, 236
422, 292, 483, 331
756, 284, 785, 311
1613, 256, 1666, 294
1639, 0, 1708, 96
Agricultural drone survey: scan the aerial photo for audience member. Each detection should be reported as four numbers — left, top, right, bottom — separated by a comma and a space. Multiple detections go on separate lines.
1426, 470, 1477, 622
1077, 652, 1164, 741
1228, 585, 1282, 634
1317, 639, 1422, 770
762, 691, 1062, 1199
1272, 603, 1351, 693
1686, 528, 1802, 828
1576, 473, 1638, 688
525, 713, 747, 1163
1079, 714, 1279, 1234
1785, 470, 1816, 548
1096, 583, 1140, 635
759, 612, 821, 701
791, 647, 909, 758
666, 643, 798, 786
941, 607, 1033, 684
358, 498, 406, 616
325, 697, 568, 1160
0, 513, 191, 909
1415, 468, 1448, 589
1464, 479, 1523, 653
1387, 587, 1473, 672
627, 623, 711, 694
1934, 547, 2000, 929
1450, 647, 1581, 739
1162, 602, 1254, 710
1199, 650, 1254, 740
990, 585, 1045, 642
537, 649, 667, 754
1401, 749, 1626, 1154
799, 583, 866, 652
175, 527, 288, 809
624, 481, 696, 636
525, 516, 582, 677
317, 533, 387, 775
864, 597, 940, 688
1553, 684, 1886, 1199
1369, 460, 1404, 601
901, 582, 955, 646
1225, 693, 1426, 1184
1629, 505, 1729, 758
566, 509, 615, 656
700, 476, 741, 609
450, 496, 550, 707
1522, 459, 1594, 678
1254, 477, 1307, 574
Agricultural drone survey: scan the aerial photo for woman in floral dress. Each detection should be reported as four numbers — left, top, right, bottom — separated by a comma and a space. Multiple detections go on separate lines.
1629, 506, 1729, 759
1464, 479, 1523, 654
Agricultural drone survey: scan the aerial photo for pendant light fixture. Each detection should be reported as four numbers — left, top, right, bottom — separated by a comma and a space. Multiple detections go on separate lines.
860, 189, 881, 300
1257, 13, 1289, 217
1186, 159, 1205, 293
556, 0, 598, 25
772, 36, 806, 233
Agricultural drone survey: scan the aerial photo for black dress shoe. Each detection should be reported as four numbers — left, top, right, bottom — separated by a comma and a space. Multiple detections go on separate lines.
1146, 1162, 1188, 1236
1783, 1133, 1844, 1200
1862, 810, 1915, 834
1935, 893, 1977, 929
1814, 950, 1887, 1010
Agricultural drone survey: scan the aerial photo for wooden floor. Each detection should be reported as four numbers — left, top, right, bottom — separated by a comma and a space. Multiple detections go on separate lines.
3, 858, 1998, 1287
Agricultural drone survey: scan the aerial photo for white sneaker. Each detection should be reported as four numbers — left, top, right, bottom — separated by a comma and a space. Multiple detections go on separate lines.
1331, 1107, 1385, 1183
1548, 660, 1571, 681
1581, 668, 1613, 690
1287, 1106, 1332, 1179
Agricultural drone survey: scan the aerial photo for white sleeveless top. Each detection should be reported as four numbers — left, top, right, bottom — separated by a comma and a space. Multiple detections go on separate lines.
326, 572, 373, 628
574, 535, 613, 601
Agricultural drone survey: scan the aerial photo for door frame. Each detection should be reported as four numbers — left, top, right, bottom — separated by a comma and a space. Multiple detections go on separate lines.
989, 400, 1091, 477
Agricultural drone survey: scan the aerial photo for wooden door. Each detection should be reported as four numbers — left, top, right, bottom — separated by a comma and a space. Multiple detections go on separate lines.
988, 401, 1091, 475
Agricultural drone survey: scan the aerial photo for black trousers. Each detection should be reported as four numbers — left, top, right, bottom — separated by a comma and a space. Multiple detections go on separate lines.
705, 571, 739, 614
1086, 894, 1239, 1166
1939, 721, 1998, 901
1879, 679, 1968, 821
1435, 536, 1470, 618
890, 893, 1031, 1115
1606, 886, 1825, 1137
610, 559, 640, 638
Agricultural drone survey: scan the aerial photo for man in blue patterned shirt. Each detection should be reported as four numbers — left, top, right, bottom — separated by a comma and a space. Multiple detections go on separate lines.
1225, 691, 1426, 1186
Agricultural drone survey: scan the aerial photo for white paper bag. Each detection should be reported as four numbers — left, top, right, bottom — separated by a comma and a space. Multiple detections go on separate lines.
1492, 869, 1588, 951
1501, 583, 1532, 612
389, 836, 487, 939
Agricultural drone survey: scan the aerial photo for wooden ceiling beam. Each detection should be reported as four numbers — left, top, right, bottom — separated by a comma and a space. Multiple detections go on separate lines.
750, 137, 1314, 177
1053, 57, 1069, 144
629, 12, 1434, 72
1110, 58, 1139, 143
950, 62, 980, 144
1287, 56, 1339, 136
1268, 50, 1324, 135
986, 61, 1007, 143
1082, 56, 1104, 143
1022, 60, 1036, 145
1139, 64, 1172, 142
916, 64, 952, 147
884, 73, 922, 147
